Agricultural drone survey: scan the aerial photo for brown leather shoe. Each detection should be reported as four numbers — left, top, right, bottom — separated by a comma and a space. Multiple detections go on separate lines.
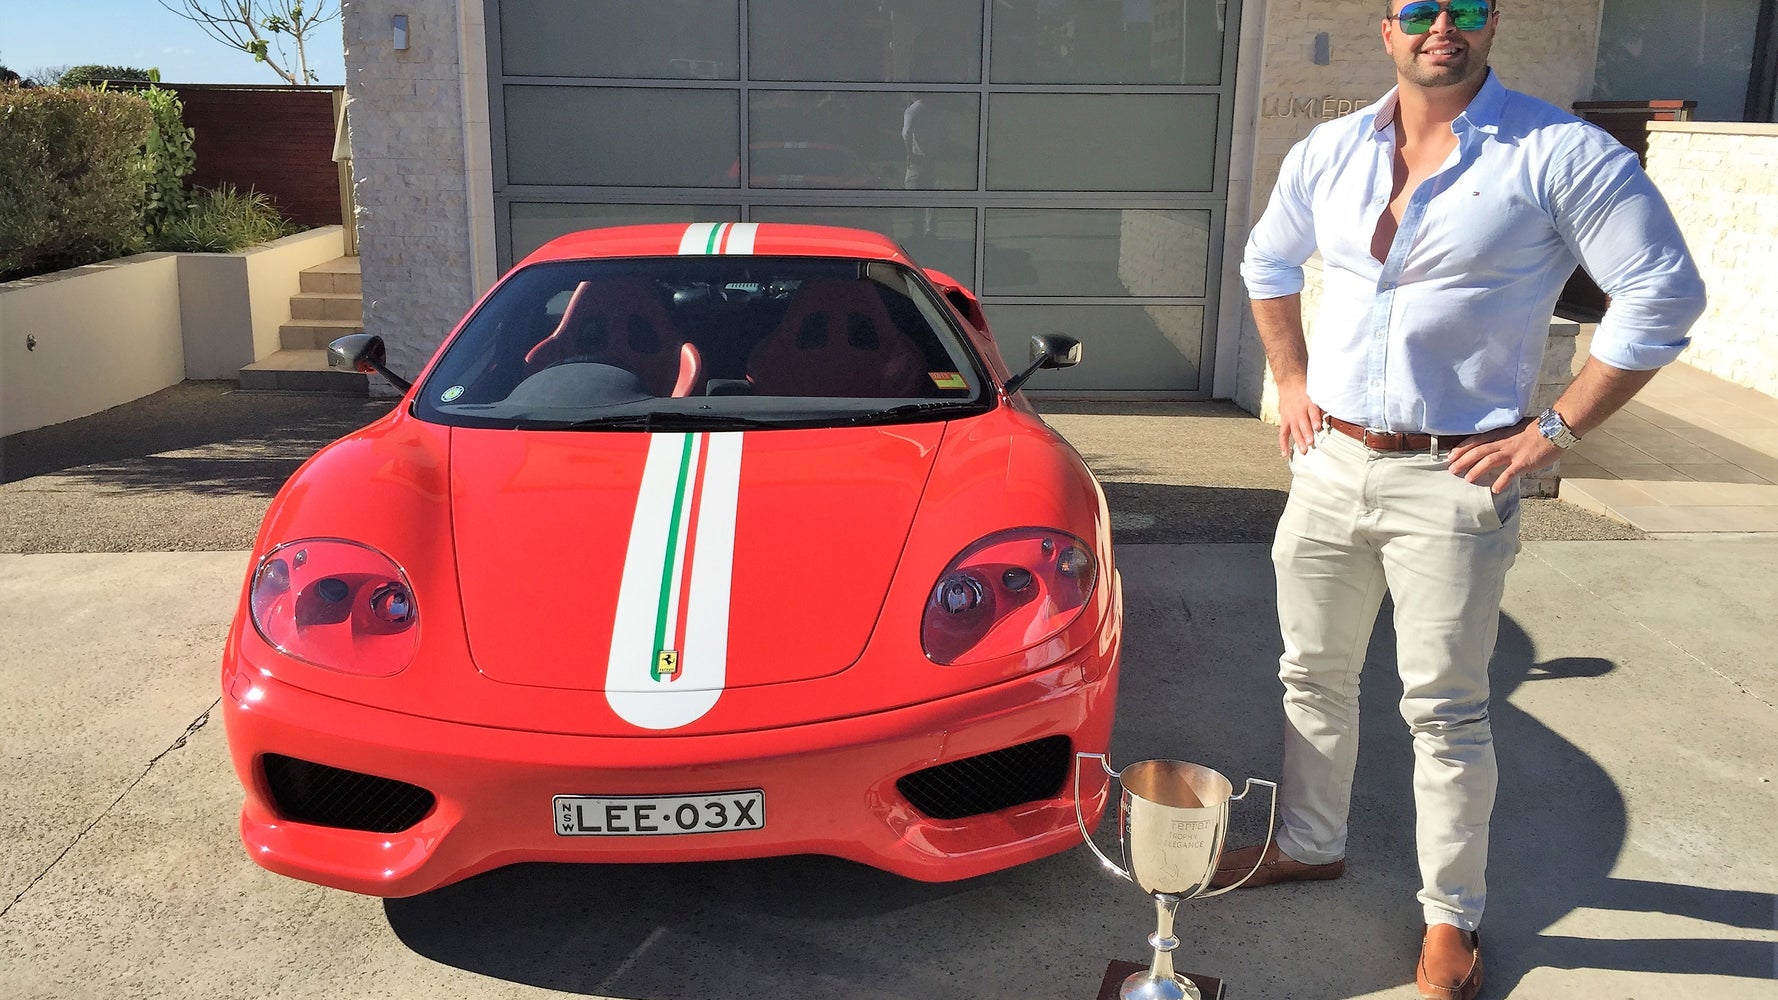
1416, 924, 1483, 1000
1207, 841, 1345, 890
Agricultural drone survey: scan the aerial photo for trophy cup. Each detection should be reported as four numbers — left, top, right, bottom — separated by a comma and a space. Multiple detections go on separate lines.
1075, 753, 1277, 1000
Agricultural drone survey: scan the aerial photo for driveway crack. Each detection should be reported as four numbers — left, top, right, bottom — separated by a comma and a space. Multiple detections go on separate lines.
2, 699, 220, 919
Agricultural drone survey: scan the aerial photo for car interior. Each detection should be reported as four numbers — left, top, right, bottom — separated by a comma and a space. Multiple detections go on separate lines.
416, 256, 986, 426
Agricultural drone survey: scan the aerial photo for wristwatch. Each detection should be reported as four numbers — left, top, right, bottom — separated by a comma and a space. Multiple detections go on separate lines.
1537, 407, 1580, 449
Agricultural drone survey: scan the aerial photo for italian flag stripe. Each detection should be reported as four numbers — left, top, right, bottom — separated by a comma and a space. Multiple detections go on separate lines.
607, 432, 744, 729
678, 223, 717, 255
726, 222, 758, 254
650, 432, 699, 674
679, 222, 758, 256
672, 436, 711, 655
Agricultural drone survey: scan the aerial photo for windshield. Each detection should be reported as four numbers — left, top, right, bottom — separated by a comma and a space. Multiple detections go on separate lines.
412, 256, 991, 430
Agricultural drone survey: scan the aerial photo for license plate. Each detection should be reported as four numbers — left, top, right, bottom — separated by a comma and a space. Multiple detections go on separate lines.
553, 790, 765, 837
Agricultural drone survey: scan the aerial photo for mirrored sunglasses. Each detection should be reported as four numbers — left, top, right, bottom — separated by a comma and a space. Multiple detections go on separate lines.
1390, 0, 1493, 34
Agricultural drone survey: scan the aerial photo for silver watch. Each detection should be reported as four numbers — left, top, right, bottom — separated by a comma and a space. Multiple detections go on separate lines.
1537, 407, 1580, 449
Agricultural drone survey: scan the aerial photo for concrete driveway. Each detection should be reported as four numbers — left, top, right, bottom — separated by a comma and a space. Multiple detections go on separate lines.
1, 388, 1773, 998
4, 541, 1772, 999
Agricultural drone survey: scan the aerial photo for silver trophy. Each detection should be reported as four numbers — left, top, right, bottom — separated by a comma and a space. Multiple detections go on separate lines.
1075, 753, 1277, 1000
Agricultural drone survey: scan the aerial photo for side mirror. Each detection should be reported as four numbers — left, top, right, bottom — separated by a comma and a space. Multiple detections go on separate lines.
327, 333, 412, 393
1004, 334, 1083, 395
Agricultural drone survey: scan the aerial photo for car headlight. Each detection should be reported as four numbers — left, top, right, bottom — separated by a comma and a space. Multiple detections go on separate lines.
248, 539, 419, 676
922, 528, 1099, 665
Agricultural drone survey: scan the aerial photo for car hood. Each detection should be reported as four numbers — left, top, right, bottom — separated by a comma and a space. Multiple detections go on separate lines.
451, 423, 945, 696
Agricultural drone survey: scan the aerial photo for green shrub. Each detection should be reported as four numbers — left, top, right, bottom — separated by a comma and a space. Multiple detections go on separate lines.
140, 87, 196, 237
58, 65, 156, 87
0, 86, 153, 280
152, 184, 297, 254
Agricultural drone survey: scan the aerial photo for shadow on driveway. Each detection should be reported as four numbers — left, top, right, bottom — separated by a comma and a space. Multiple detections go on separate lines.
0, 381, 392, 552
381, 561, 1771, 998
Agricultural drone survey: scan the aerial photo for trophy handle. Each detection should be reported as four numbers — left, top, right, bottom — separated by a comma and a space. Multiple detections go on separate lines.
1073, 752, 1134, 884
1195, 777, 1278, 899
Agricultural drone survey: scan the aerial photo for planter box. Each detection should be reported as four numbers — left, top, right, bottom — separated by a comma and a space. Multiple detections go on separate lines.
0, 227, 345, 438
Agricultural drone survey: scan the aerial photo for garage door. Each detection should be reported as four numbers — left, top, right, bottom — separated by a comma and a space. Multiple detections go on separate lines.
489, 0, 1242, 396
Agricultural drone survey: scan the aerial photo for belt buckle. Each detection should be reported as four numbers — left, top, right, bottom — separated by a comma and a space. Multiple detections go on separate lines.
1361, 427, 1399, 451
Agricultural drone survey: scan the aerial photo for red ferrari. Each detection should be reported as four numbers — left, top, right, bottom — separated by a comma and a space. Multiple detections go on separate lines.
222, 223, 1122, 896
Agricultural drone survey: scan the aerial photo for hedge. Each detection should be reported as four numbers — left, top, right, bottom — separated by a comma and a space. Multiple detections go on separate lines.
0, 86, 154, 280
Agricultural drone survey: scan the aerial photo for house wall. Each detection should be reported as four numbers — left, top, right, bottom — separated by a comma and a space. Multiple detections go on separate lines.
1645, 121, 1778, 398
340, 0, 488, 385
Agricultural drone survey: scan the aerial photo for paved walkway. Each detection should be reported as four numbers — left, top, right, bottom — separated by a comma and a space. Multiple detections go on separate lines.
1561, 352, 1778, 536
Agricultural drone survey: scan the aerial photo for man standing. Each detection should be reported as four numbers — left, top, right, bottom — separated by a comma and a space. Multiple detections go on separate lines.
1213, 3, 1705, 999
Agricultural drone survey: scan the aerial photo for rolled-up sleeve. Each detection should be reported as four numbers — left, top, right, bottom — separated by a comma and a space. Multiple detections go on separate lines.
1551, 133, 1706, 371
1241, 140, 1320, 300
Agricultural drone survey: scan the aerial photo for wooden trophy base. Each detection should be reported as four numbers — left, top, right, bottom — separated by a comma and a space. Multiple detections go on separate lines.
1095, 959, 1226, 1000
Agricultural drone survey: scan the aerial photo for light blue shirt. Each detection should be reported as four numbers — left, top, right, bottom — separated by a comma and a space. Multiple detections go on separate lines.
1241, 71, 1706, 434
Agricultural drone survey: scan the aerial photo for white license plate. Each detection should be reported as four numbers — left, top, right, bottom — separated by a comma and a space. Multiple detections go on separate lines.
553, 790, 765, 837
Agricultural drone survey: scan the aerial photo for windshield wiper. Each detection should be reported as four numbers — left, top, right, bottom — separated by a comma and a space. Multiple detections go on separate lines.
844, 400, 987, 425
550, 411, 782, 431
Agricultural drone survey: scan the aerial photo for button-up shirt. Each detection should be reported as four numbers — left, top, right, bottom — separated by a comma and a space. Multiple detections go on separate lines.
1241, 71, 1706, 434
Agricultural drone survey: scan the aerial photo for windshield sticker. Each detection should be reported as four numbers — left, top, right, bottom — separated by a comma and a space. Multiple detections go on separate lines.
440, 385, 465, 403
929, 372, 967, 389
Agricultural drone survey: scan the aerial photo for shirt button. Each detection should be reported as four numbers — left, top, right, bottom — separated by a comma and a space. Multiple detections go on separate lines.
1370, 379, 1383, 389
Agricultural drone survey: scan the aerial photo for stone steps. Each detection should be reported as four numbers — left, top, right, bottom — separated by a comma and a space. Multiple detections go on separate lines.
279, 317, 366, 351
238, 349, 369, 394
239, 256, 367, 394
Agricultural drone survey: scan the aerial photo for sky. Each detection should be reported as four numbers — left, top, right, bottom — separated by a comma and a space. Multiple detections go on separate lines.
2, 0, 346, 86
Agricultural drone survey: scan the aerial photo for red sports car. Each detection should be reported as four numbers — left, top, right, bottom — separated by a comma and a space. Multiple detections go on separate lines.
222, 223, 1122, 896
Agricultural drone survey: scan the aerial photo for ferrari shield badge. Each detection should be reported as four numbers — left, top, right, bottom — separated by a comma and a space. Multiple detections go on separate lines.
653, 649, 681, 682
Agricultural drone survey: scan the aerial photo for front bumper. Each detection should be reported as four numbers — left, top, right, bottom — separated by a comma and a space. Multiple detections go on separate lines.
223, 644, 1118, 897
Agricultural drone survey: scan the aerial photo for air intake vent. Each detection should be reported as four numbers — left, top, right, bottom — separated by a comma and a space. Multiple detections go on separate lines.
896, 736, 1072, 820
261, 753, 435, 833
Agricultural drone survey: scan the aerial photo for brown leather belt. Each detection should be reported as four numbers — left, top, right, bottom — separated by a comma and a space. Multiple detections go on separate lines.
1325, 415, 1474, 452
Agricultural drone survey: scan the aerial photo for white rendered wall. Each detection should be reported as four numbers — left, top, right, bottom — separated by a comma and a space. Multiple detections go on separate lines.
1645, 122, 1778, 400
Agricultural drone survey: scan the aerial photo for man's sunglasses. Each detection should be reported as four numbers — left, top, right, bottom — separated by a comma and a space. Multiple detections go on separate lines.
1388, 0, 1493, 34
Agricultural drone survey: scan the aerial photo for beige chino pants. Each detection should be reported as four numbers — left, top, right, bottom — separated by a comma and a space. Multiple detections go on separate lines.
1270, 425, 1521, 931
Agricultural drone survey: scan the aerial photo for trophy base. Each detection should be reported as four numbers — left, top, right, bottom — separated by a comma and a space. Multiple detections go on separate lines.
1095, 960, 1225, 1000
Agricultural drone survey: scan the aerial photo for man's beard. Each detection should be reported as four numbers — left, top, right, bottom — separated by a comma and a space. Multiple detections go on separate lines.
1397, 44, 1484, 88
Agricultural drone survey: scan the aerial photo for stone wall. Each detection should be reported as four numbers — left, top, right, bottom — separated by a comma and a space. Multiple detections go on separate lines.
341, 0, 478, 387
1644, 122, 1778, 399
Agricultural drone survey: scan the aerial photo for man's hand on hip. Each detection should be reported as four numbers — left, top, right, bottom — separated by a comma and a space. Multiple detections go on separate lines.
1446, 419, 1563, 493
1277, 381, 1325, 457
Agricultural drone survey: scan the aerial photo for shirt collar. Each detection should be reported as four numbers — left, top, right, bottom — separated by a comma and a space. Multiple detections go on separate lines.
1368, 69, 1504, 141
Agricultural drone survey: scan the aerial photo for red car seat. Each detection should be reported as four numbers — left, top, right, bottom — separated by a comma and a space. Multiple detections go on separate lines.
746, 278, 927, 397
524, 278, 702, 397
